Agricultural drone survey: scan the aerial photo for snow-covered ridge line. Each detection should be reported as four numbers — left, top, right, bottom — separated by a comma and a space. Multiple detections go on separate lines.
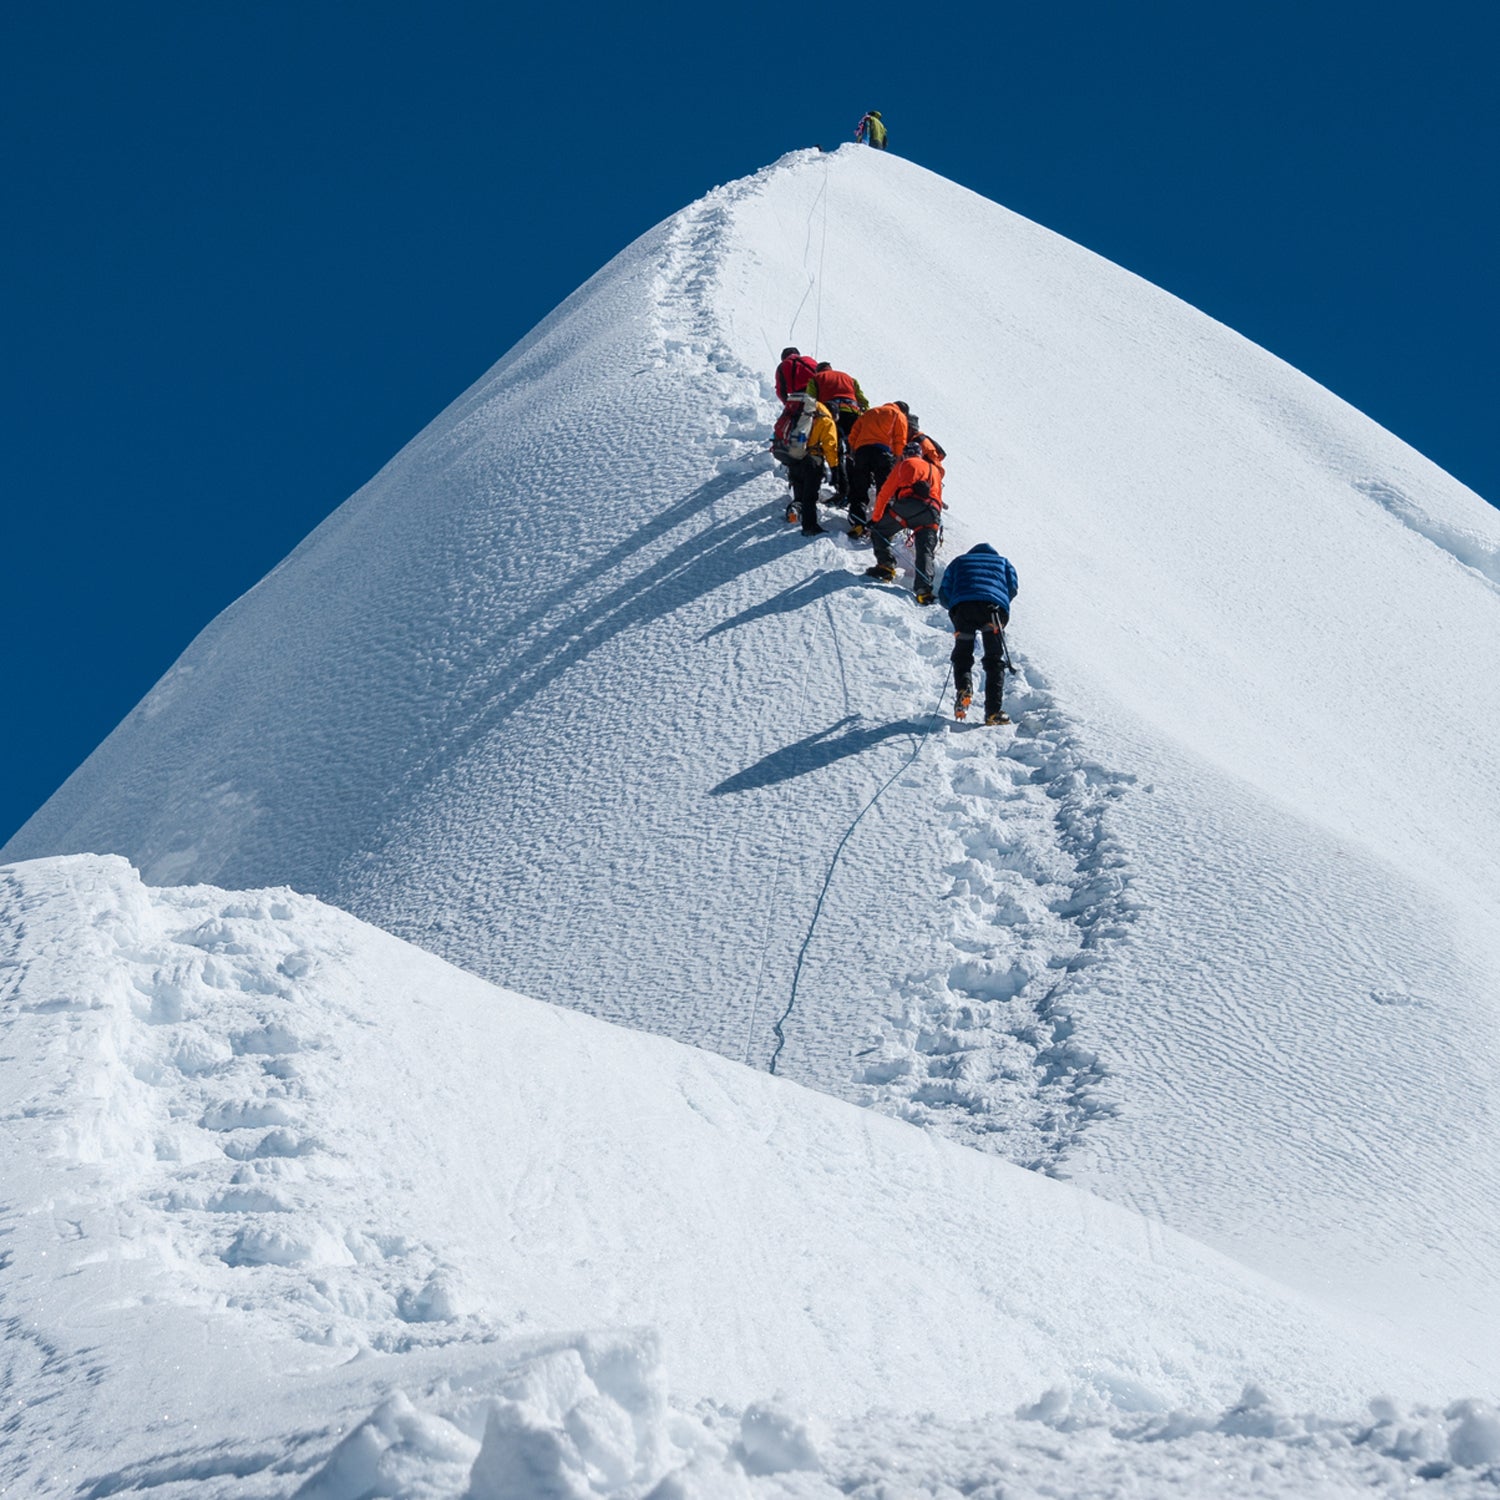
655, 156, 1141, 1171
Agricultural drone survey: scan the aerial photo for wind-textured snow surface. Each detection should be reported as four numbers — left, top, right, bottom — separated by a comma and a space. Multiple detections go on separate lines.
7, 148, 1500, 1492
5, 854, 1500, 1498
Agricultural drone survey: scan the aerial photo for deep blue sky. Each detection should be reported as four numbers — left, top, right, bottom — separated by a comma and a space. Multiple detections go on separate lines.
4, 2, 1495, 846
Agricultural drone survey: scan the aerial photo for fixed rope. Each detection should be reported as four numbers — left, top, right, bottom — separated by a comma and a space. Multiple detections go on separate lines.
742, 635, 821, 1066
813, 153, 830, 352
767, 662, 954, 1075
787, 155, 832, 347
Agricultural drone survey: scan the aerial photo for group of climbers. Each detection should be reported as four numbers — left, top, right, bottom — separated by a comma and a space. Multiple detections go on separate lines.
769, 346, 1018, 725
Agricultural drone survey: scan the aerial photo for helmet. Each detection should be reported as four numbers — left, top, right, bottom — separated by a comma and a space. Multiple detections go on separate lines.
894, 400, 909, 415
816, 361, 831, 372
780, 346, 799, 360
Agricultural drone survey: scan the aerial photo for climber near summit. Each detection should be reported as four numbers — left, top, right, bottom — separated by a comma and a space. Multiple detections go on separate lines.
938, 543, 1019, 725
855, 110, 887, 150
845, 400, 909, 536
865, 437, 945, 603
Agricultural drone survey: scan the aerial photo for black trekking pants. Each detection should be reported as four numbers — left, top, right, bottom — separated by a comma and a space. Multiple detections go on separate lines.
948, 600, 1009, 718
829, 406, 860, 499
871, 496, 941, 593
848, 444, 895, 525
786, 455, 826, 530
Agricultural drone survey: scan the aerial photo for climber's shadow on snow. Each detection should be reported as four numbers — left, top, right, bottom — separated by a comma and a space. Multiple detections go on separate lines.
698, 568, 863, 641
711, 716, 931, 795
426, 469, 787, 771
579, 463, 770, 579
524, 464, 771, 635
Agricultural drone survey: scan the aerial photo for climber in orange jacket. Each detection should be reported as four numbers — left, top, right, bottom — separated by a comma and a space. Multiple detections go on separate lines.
865, 439, 945, 603
845, 400, 909, 535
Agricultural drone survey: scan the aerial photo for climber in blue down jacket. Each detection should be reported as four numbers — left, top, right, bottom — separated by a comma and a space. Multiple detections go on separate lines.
937, 543, 1019, 725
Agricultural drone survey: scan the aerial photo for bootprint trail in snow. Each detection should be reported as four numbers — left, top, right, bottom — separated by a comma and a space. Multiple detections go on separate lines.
648, 159, 1141, 1174
732, 536, 1139, 1176
854, 623, 1135, 1176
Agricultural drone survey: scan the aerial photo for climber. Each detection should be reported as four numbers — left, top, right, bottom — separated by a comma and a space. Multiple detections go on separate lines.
775, 347, 819, 405
904, 414, 947, 472
845, 400, 909, 536
805, 362, 867, 419
805, 362, 868, 501
782, 397, 841, 535
855, 111, 888, 150
937, 543, 1019, 725
865, 439, 946, 603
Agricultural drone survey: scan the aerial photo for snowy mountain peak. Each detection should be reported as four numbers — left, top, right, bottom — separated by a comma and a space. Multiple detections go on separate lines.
6, 149, 1500, 1493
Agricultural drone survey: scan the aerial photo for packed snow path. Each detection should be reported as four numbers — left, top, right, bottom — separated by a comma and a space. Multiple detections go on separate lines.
8, 148, 1500, 1376
736, 518, 1135, 1176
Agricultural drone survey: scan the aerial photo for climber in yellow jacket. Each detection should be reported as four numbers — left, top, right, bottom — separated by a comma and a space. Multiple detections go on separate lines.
783, 399, 841, 535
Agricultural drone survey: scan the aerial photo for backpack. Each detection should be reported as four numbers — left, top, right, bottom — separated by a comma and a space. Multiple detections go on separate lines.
772, 396, 816, 463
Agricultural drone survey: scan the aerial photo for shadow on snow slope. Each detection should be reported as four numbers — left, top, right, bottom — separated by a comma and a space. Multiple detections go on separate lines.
711, 714, 936, 794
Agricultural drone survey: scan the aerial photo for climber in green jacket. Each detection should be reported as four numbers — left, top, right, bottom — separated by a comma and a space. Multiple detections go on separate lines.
855, 110, 887, 150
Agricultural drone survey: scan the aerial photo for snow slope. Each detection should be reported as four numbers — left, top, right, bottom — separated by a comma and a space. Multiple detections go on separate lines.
7, 146, 1500, 1404
4, 853, 1499, 1499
